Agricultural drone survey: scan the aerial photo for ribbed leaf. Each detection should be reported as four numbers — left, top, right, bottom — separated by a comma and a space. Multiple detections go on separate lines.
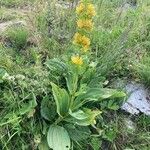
51, 82, 70, 117
65, 109, 101, 126
40, 96, 56, 121
45, 59, 68, 75
47, 125, 70, 150
65, 124, 91, 142
65, 72, 78, 95
73, 88, 126, 110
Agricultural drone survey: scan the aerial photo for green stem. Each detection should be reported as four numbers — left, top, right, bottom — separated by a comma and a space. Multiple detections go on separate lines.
54, 117, 63, 125
70, 93, 75, 109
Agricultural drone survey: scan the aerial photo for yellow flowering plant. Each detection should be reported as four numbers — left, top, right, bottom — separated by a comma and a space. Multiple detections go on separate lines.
72, 0, 96, 55
41, 1, 126, 150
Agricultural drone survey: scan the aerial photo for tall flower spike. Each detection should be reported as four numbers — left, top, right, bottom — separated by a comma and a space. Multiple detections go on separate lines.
72, 0, 96, 55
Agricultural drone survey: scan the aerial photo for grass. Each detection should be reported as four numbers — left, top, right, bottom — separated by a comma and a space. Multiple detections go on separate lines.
135, 55, 150, 86
0, 0, 36, 8
4, 26, 29, 50
0, 0, 150, 149
0, 8, 17, 23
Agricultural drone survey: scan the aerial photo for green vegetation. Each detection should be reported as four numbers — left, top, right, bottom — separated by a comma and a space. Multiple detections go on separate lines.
136, 55, 150, 86
0, 0, 36, 8
0, 8, 17, 23
0, 0, 150, 150
4, 27, 29, 50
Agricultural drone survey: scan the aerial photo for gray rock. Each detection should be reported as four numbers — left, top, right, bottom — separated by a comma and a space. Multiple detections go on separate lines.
121, 82, 150, 115
117, 1, 137, 14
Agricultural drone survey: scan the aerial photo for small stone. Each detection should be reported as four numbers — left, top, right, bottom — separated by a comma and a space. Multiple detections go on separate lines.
121, 82, 150, 115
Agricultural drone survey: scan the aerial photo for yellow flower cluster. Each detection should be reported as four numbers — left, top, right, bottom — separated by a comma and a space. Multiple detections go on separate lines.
71, 55, 83, 65
77, 19, 93, 30
86, 3, 96, 17
71, 1, 96, 65
73, 33, 90, 52
76, 2, 96, 17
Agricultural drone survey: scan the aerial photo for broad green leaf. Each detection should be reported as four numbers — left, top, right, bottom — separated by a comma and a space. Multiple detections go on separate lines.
73, 88, 126, 110
65, 109, 101, 126
45, 59, 68, 82
65, 72, 78, 95
45, 59, 68, 75
47, 125, 70, 150
51, 82, 70, 117
65, 124, 91, 141
40, 96, 57, 121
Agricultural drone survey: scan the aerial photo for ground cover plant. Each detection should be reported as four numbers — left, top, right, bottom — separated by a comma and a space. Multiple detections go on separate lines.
0, 0, 150, 150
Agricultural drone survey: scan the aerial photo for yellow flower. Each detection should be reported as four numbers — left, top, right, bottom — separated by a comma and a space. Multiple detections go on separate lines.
76, 3, 85, 14
85, 19, 93, 29
77, 19, 93, 30
73, 33, 90, 51
83, 45, 90, 52
87, 3, 96, 17
76, 2, 96, 17
81, 36, 90, 52
81, 35, 90, 47
73, 32, 83, 45
77, 19, 84, 28
71, 55, 83, 65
